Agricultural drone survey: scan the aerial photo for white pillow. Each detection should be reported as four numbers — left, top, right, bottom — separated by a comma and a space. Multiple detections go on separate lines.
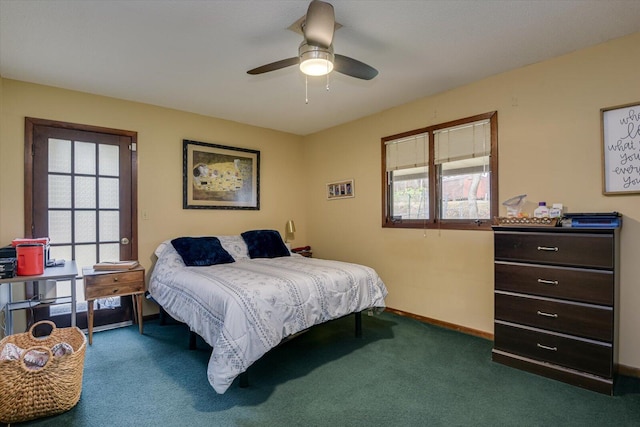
154, 240, 173, 258
216, 235, 250, 260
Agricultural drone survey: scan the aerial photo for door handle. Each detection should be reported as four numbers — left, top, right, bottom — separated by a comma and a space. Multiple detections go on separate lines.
120, 238, 130, 245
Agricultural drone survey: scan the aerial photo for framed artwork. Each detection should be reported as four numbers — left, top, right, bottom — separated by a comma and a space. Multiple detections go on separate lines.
327, 179, 355, 200
601, 102, 640, 195
183, 139, 260, 209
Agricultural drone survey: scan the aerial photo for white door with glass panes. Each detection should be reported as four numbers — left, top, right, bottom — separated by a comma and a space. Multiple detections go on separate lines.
26, 118, 138, 330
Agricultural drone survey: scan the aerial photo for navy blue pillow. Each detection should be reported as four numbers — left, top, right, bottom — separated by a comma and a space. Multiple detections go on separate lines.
241, 230, 291, 259
171, 237, 235, 266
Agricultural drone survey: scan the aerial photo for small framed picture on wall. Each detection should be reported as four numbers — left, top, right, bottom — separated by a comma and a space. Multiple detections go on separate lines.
326, 179, 355, 200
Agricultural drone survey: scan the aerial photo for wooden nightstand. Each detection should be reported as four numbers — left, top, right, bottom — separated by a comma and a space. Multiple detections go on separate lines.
82, 266, 145, 345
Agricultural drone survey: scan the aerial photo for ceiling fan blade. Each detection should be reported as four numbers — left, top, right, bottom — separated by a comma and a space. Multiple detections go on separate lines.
334, 54, 378, 80
247, 57, 299, 75
303, 0, 335, 48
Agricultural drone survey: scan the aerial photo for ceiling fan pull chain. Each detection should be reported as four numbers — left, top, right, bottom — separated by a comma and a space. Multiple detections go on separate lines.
305, 75, 309, 104
326, 69, 330, 91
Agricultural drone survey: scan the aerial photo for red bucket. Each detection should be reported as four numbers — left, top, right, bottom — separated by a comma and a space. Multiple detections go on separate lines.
16, 243, 44, 276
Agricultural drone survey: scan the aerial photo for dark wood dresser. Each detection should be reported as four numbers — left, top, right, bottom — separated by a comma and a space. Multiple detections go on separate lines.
492, 225, 619, 394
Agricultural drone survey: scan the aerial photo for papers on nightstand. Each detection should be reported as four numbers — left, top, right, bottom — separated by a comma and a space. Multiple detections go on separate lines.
93, 260, 139, 271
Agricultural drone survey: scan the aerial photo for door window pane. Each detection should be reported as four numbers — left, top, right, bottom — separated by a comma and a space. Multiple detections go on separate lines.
48, 139, 71, 173
99, 211, 120, 241
75, 141, 96, 175
49, 245, 72, 262
74, 176, 96, 209
49, 211, 72, 243
99, 177, 119, 209
75, 244, 97, 275
99, 243, 120, 262
48, 175, 72, 208
99, 144, 119, 176
74, 211, 96, 243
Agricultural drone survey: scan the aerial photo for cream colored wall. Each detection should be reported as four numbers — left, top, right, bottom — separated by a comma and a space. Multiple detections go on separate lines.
1, 33, 639, 370
304, 32, 640, 370
0, 79, 306, 322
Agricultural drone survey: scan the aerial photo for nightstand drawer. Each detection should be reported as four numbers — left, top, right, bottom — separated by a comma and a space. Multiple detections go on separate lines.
84, 270, 145, 299
495, 292, 613, 342
494, 232, 614, 269
495, 261, 614, 305
494, 322, 612, 378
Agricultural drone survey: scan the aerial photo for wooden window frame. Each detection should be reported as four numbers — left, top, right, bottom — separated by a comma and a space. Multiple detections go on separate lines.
381, 111, 498, 231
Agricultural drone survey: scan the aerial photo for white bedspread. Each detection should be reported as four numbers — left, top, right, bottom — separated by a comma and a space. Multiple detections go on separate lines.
148, 242, 388, 393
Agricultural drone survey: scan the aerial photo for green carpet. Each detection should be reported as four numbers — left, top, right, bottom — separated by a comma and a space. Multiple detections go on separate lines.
17, 312, 640, 426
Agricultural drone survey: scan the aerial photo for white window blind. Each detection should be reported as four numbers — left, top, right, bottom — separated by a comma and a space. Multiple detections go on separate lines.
434, 120, 490, 164
385, 133, 428, 171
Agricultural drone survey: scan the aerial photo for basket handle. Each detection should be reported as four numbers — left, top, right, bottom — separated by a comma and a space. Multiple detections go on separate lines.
28, 320, 57, 338
18, 345, 54, 372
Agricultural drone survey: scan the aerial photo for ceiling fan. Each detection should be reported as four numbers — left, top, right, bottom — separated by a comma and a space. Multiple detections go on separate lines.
247, 0, 378, 80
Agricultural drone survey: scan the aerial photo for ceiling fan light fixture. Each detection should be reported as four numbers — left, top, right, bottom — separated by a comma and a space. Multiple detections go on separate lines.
299, 42, 334, 76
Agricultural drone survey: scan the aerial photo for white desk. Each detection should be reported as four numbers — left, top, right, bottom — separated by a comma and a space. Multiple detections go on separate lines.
1, 260, 78, 334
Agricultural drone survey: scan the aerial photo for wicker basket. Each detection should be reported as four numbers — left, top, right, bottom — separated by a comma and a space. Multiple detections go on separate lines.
0, 320, 87, 424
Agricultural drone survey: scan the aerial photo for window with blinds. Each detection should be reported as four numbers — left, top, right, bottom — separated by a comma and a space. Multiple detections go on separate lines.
385, 132, 429, 221
381, 111, 497, 230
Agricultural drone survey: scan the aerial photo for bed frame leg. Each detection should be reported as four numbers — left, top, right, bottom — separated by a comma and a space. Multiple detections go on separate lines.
239, 371, 249, 388
159, 306, 167, 325
355, 311, 362, 338
189, 331, 197, 350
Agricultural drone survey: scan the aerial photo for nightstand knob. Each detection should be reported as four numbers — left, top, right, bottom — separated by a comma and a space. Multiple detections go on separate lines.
113, 277, 119, 282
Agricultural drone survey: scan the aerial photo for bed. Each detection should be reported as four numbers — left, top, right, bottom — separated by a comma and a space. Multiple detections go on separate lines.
148, 230, 388, 394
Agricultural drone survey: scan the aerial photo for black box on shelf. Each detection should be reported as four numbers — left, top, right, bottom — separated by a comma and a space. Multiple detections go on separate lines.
0, 257, 16, 279
0, 245, 16, 259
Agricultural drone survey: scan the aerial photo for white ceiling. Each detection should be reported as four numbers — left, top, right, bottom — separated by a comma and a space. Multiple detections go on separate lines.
2, 0, 640, 136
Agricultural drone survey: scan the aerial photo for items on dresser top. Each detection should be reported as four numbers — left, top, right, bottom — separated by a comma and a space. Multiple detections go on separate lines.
492, 225, 620, 395
561, 211, 622, 228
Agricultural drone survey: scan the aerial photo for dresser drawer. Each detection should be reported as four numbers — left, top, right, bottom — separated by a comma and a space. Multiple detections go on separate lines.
84, 270, 145, 300
494, 232, 613, 269
495, 292, 613, 342
495, 261, 614, 305
494, 321, 612, 378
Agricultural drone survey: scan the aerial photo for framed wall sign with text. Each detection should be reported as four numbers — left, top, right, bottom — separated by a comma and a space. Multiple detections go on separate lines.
601, 102, 640, 195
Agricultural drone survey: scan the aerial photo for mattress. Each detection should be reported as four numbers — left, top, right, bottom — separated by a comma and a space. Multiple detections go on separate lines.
148, 238, 388, 393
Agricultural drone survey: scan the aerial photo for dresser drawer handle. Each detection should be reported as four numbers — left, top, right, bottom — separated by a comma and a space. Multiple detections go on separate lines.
537, 343, 558, 352
112, 289, 119, 294
113, 277, 119, 282
537, 246, 558, 252
537, 310, 558, 318
537, 278, 558, 285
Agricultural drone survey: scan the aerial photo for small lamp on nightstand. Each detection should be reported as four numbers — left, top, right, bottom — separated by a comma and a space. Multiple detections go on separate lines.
285, 220, 296, 243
